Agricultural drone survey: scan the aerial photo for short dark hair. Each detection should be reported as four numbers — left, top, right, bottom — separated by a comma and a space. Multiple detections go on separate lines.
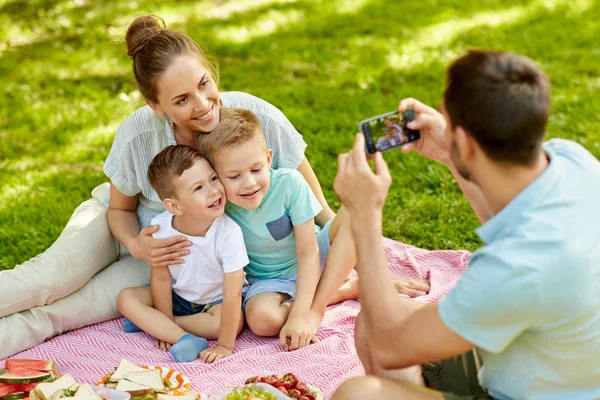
196, 107, 266, 164
443, 50, 551, 165
147, 145, 204, 200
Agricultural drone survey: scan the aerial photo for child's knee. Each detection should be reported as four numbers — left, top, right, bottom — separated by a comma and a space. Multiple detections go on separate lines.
116, 287, 137, 314
246, 308, 284, 337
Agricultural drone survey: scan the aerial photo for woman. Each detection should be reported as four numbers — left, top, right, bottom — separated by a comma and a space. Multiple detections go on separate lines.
0, 15, 429, 358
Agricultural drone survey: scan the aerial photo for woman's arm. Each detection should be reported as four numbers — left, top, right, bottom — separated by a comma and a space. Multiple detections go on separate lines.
297, 157, 336, 227
107, 183, 192, 266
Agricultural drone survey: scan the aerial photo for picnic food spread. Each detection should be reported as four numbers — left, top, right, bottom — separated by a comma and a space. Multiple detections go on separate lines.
1, 359, 322, 400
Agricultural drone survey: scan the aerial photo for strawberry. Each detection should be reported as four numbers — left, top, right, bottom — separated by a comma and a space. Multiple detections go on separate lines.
280, 372, 299, 387
259, 375, 278, 386
288, 388, 302, 399
245, 376, 259, 384
276, 386, 289, 395
303, 394, 316, 400
295, 381, 309, 394
299, 396, 311, 400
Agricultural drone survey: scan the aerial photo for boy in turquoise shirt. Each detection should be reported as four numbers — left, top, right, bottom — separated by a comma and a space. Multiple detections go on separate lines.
198, 108, 349, 351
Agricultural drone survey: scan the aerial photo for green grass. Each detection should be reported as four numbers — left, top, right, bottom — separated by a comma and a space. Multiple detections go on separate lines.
1, 0, 600, 269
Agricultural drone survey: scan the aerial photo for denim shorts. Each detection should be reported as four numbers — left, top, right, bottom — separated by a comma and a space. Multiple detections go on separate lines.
243, 219, 333, 308
171, 290, 223, 316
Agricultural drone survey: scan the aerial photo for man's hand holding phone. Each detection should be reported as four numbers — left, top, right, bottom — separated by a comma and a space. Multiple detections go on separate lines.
398, 98, 452, 166
334, 134, 392, 220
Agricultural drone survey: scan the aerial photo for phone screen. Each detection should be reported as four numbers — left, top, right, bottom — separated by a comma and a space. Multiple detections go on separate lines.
359, 110, 419, 154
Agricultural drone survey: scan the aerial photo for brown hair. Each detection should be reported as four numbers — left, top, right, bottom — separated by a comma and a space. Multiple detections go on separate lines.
196, 108, 266, 164
443, 50, 550, 165
125, 15, 219, 103
148, 145, 205, 200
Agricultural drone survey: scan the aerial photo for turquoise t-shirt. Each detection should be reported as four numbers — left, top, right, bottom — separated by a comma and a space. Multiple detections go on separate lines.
225, 168, 323, 280
439, 139, 600, 400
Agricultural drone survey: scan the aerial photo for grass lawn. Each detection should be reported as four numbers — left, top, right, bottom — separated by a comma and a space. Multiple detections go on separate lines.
1, 0, 599, 270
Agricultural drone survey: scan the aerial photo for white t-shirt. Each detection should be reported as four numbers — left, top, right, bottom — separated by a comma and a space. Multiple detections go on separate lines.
151, 211, 249, 305
103, 91, 308, 255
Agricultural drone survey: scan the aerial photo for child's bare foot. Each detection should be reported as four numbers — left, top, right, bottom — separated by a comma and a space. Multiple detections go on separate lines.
328, 278, 430, 305
328, 279, 360, 305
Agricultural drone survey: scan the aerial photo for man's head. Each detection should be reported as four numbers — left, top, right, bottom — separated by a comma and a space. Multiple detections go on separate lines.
442, 50, 551, 179
197, 108, 273, 210
147, 145, 225, 219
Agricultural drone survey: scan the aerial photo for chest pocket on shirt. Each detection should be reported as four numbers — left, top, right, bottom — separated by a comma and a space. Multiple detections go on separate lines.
266, 212, 293, 241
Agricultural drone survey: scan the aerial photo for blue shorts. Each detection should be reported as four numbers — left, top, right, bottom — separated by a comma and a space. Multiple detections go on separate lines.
243, 219, 333, 308
171, 290, 223, 316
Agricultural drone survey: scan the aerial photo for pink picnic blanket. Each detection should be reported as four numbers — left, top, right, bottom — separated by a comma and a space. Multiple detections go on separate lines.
3, 239, 470, 398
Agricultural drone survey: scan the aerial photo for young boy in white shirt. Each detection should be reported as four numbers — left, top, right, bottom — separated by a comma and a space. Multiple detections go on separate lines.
117, 145, 248, 363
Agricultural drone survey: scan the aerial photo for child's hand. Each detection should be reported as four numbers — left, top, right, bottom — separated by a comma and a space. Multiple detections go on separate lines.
199, 345, 232, 363
154, 339, 172, 351
279, 317, 319, 351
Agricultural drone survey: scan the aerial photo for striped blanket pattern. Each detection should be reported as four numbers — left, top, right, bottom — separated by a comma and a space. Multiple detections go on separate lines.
2, 238, 470, 398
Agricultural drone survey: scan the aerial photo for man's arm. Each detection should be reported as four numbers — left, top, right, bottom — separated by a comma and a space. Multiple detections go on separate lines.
334, 134, 474, 370
353, 214, 474, 369
150, 266, 174, 320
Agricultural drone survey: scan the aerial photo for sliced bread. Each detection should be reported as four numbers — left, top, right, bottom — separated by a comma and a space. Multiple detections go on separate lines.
109, 360, 146, 382
73, 384, 103, 400
35, 374, 78, 400
115, 379, 155, 397
124, 370, 165, 394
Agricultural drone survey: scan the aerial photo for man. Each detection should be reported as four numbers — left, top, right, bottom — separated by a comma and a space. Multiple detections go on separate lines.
331, 50, 600, 400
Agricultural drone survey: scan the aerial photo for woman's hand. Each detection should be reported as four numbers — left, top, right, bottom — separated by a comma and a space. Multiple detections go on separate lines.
130, 225, 192, 267
399, 98, 453, 167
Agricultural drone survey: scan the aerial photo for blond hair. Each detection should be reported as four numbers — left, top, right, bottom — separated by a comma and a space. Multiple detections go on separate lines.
196, 107, 266, 164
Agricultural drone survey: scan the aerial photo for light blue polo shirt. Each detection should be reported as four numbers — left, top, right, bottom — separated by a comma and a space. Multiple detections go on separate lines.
225, 168, 322, 280
439, 139, 600, 400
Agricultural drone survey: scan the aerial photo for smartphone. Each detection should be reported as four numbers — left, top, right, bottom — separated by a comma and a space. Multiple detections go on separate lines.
359, 108, 420, 155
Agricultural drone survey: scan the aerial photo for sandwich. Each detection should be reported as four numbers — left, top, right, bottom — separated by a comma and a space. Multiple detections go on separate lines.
114, 380, 155, 397
108, 360, 146, 383
34, 374, 78, 400
122, 370, 166, 394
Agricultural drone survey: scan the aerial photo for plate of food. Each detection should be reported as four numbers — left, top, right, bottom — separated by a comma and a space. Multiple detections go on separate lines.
206, 374, 322, 400
97, 360, 192, 398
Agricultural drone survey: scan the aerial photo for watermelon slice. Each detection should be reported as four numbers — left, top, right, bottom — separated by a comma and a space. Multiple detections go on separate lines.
4, 360, 54, 373
0, 369, 51, 385
1, 383, 39, 396
0, 392, 26, 400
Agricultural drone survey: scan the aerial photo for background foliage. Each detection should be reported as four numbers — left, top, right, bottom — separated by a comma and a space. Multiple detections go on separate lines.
1, 0, 599, 269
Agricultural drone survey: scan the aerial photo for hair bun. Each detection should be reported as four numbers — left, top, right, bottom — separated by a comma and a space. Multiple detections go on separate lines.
125, 15, 166, 58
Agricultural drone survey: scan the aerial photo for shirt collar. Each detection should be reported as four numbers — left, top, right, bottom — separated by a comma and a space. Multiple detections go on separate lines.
475, 144, 559, 244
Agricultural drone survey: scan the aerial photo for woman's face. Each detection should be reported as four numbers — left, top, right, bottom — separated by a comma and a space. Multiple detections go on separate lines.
151, 55, 220, 134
